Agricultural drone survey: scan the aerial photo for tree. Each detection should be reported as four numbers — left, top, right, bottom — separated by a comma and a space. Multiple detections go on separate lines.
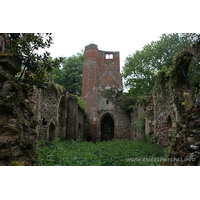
52, 51, 84, 95
7, 33, 63, 91
122, 33, 186, 98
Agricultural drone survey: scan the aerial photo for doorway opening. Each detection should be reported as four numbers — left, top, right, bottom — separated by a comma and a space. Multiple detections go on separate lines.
101, 114, 114, 141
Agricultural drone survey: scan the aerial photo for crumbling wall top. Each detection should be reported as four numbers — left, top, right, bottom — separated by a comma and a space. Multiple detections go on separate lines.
85, 44, 98, 50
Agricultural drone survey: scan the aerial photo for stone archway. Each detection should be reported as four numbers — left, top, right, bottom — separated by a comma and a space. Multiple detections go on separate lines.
101, 114, 114, 141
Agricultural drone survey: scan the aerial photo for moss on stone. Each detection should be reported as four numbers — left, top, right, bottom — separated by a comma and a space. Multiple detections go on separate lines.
9, 80, 21, 91
0, 53, 16, 58
9, 161, 23, 166
53, 82, 66, 94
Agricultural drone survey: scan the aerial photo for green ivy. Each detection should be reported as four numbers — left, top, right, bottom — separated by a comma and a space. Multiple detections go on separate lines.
76, 95, 86, 112
154, 66, 170, 95
173, 93, 182, 114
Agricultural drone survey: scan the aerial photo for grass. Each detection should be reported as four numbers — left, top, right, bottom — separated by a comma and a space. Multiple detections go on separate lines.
36, 139, 166, 166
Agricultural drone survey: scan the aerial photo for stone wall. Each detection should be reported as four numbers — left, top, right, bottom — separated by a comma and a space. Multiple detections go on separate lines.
29, 84, 68, 141
0, 54, 85, 165
163, 94, 200, 166
131, 103, 146, 141
66, 94, 78, 140
151, 85, 177, 147
97, 89, 131, 141
144, 48, 200, 165
145, 51, 194, 148
29, 87, 85, 141
0, 34, 8, 54
0, 56, 38, 166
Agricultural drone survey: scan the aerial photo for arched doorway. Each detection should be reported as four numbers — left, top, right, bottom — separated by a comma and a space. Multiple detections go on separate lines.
101, 114, 114, 141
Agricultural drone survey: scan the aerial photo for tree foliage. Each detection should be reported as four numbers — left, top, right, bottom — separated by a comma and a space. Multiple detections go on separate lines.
7, 33, 63, 91
52, 51, 84, 95
122, 33, 187, 98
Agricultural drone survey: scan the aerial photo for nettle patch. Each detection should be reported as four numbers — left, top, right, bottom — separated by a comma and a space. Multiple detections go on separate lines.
36, 139, 166, 166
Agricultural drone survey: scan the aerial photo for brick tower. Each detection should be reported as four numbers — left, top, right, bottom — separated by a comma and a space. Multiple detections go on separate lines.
82, 44, 131, 142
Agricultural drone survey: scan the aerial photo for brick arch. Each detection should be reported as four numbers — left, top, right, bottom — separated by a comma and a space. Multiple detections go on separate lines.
99, 113, 115, 141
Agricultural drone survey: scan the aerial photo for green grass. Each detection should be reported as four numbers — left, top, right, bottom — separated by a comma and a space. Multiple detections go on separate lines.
36, 139, 166, 166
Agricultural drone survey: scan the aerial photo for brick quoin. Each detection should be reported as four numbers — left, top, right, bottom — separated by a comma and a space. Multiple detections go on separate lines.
81, 44, 131, 142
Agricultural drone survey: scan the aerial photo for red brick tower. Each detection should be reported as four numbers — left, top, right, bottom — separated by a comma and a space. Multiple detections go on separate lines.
82, 44, 130, 142
82, 44, 99, 141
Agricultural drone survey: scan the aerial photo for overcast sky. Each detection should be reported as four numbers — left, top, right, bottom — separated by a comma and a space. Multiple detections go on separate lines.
38, 0, 198, 70
49, 32, 163, 68
6, 0, 198, 70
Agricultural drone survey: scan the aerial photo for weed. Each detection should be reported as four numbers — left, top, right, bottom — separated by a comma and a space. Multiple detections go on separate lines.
36, 139, 166, 166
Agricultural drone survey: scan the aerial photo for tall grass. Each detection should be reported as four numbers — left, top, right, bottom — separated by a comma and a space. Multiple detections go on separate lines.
36, 139, 166, 166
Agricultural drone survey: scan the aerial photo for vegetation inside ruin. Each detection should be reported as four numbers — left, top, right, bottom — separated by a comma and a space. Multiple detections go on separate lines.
36, 139, 166, 166
76, 95, 86, 112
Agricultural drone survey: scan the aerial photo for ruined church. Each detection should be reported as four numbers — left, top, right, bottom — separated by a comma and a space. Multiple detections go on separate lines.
2, 33, 200, 166
81, 44, 131, 142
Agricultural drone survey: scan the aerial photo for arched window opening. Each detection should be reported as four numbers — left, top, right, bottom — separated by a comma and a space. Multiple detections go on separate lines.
167, 115, 172, 127
42, 118, 47, 125
49, 123, 55, 141
105, 54, 113, 60
101, 114, 114, 141
106, 54, 110, 59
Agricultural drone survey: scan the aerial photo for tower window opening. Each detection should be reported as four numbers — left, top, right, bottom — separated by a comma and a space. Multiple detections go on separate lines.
106, 100, 109, 104
105, 54, 113, 60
